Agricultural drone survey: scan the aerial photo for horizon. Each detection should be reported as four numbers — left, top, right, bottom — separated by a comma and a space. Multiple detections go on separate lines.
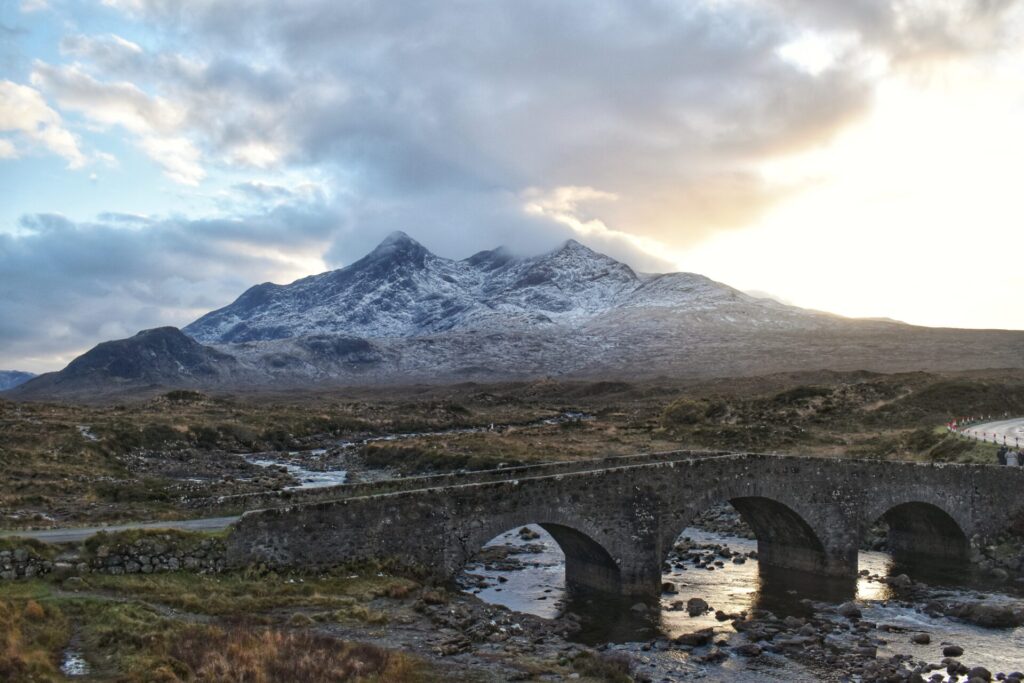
2, 1, 1023, 373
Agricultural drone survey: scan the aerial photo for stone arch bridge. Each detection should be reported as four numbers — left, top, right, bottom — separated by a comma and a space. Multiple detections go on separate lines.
226, 453, 1024, 598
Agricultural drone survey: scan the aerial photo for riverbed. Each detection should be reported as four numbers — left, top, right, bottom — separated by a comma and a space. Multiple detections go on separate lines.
461, 526, 1024, 681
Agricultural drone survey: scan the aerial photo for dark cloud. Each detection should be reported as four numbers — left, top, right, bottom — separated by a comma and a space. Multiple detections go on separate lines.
0, 198, 340, 371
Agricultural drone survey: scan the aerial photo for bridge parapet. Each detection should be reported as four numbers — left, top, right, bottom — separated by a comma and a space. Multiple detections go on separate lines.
192, 449, 734, 510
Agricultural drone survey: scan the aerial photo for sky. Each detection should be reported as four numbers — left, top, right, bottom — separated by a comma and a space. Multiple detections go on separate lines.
1, 0, 1023, 373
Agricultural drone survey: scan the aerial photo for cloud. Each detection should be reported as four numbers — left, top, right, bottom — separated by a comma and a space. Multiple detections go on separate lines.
0, 197, 340, 372
770, 0, 1024, 65
31, 2, 889, 242
0, 79, 85, 168
78, 0, 1014, 248
19, 0, 49, 13
4, 0, 1023, 369
20, 2, 998, 247
29, 62, 205, 183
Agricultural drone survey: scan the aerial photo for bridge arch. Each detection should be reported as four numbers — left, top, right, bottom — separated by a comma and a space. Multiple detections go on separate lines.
728, 496, 827, 573
661, 480, 853, 578
862, 499, 970, 565
457, 512, 623, 597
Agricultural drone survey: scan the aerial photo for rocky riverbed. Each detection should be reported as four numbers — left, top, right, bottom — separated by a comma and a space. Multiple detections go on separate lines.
458, 526, 1024, 681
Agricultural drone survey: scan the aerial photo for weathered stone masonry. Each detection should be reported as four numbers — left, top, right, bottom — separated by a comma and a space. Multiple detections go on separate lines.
226, 453, 1024, 599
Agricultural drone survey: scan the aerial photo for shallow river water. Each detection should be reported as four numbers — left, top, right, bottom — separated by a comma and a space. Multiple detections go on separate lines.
461, 526, 1024, 681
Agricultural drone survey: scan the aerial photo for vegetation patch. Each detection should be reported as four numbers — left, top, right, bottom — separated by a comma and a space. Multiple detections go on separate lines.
571, 651, 633, 682
0, 597, 69, 681
169, 626, 424, 682
79, 570, 419, 618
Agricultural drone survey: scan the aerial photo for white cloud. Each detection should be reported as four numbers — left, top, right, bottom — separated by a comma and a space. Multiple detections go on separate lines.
137, 135, 204, 184
19, 0, 49, 13
30, 62, 205, 184
30, 63, 185, 134
0, 80, 86, 168
0, 138, 17, 159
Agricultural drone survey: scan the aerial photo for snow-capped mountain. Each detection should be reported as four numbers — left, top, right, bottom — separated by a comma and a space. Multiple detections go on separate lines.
184, 231, 823, 344
12, 232, 1024, 398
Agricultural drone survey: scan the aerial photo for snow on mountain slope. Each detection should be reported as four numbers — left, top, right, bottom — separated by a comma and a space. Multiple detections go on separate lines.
184, 231, 826, 344
14, 231, 1024, 398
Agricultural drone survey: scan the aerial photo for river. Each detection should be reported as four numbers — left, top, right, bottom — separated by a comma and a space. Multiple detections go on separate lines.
460, 526, 1024, 681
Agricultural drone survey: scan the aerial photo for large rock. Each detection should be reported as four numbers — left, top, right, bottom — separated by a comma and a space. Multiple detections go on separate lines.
686, 597, 710, 617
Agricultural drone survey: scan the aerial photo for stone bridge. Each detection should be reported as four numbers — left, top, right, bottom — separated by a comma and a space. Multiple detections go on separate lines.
226, 453, 1024, 599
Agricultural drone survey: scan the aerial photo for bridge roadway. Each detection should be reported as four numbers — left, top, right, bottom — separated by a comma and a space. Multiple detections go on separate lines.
227, 452, 1024, 599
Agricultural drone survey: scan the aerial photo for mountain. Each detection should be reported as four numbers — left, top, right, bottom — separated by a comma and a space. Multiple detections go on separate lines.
185, 231, 826, 344
12, 233, 1024, 398
0, 371, 35, 391
10, 328, 246, 399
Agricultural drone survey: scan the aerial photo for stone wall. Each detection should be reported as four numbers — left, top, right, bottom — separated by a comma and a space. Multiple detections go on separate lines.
85, 534, 226, 576
0, 547, 54, 580
0, 532, 226, 582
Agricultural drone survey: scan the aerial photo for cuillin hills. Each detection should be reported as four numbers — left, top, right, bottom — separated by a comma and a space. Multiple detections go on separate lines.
10, 232, 1024, 398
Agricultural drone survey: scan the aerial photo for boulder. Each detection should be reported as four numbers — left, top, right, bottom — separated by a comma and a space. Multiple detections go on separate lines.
838, 602, 862, 619
966, 666, 992, 682
675, 628, 714, 647
686, 597, 710, 617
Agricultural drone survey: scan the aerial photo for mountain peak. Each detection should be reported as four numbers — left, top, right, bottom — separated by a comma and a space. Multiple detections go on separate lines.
464, 245, 516, 271
550, 237, 602, 259
355, 230, 433, 272
379, 230, 416, 246
365, 230, 430, 261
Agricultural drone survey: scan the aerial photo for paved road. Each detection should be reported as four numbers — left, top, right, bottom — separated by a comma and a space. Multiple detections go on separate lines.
0, 515, 240, 544
960, 417, 1024, 447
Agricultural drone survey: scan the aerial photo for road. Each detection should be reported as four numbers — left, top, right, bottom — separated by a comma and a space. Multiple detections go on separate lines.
959, 417, 1024, 447
0, 515, 240, 544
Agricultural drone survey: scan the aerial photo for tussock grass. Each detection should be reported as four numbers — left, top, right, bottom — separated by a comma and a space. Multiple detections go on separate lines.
0, 597, 69, 681
169, 626, 424, 682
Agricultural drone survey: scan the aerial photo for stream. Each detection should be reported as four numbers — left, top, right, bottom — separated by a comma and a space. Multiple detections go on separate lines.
460, 526, 1024, 681
241, 411, 593, 489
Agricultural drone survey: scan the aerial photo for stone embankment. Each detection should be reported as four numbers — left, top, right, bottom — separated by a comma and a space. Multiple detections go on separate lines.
0, 531, 226, 581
